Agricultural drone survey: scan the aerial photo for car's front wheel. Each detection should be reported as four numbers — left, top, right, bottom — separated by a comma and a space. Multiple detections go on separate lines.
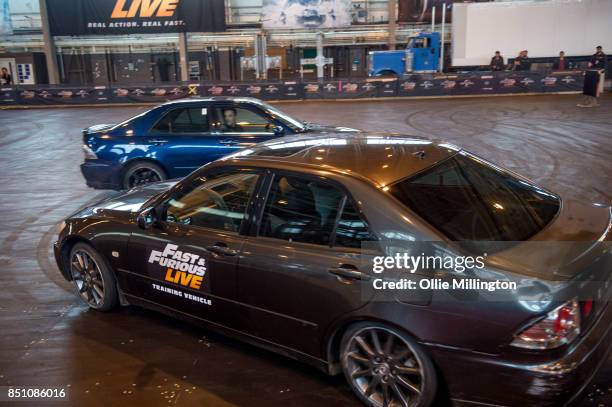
69, 243, 118, 311
122, 161, 166, 189
341, 322, 437, 407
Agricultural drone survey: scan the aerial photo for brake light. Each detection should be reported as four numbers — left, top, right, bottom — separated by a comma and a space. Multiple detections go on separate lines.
510, 298, 581, 350
582, 298, 593, 318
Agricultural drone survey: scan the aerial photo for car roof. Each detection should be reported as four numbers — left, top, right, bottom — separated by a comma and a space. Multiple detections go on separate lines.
160, 97, 266, 106
221, 133, 460, 188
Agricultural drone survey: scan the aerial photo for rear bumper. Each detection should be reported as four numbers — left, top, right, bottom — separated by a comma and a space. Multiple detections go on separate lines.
432, 301, 612, 406
81, 159, 122, 190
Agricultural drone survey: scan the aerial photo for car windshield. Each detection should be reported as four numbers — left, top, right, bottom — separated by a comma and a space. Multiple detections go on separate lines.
388, 152, 560, 242
258, 101, 306, 132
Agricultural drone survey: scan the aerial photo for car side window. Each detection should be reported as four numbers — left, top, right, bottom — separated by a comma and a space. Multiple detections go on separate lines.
163, 170, 259, 232
214, 106, 274, 133
153, 107, 209, 133
334, 200, 377, 248
259, 175, 344, 246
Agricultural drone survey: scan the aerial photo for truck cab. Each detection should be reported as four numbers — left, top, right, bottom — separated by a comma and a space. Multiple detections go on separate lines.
368, 32, 441, 76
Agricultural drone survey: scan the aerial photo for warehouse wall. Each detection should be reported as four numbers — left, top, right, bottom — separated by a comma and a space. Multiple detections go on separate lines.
452, 0, 612, 66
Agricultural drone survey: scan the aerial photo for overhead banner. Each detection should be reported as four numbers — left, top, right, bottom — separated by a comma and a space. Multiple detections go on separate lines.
0, 0, 12, 35
262, 0, 351, 29
46, 0, 226, 35
398, 0, 492, 23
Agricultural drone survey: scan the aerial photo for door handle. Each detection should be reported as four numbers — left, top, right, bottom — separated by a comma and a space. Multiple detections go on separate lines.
149, 139, 168, 145
328, 264, 369, 281
219, 139, 237, 145
206, 242, 238, 256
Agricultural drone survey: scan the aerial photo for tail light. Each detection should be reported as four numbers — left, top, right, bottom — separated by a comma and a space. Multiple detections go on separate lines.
511, 298, 581, 350
582, 298, 593, 318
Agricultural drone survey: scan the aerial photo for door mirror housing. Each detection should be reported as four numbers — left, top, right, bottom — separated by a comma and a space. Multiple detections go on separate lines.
273, 125, 285, 135
137, 206, 158, 229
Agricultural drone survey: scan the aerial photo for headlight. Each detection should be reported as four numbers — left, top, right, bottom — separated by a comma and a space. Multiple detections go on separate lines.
82, 144, 98, 160
510, 298, 580, 350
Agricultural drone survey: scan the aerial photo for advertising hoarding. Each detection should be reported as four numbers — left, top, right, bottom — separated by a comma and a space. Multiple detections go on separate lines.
46, 0, 226, 35
262, 0, 352, 29
0, 0, 12, 35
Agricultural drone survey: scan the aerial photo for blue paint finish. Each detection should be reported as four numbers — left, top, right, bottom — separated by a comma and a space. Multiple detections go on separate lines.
368, 50, 407, 76
79, 97, 352, 190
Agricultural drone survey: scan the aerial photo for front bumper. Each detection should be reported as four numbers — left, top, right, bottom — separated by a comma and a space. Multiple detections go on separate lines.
431, 301, 612, 406
53, 240, 71, 281
81, 159, 123, 190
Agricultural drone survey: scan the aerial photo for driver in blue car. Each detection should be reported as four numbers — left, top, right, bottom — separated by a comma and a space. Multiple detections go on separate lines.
221, 108, 244, 132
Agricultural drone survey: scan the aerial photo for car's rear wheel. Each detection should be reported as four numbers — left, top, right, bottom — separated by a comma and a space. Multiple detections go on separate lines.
123, 161, 166, 189
341, 323, 437, 407
69, 243, 118, 311
377, 70, 398, 78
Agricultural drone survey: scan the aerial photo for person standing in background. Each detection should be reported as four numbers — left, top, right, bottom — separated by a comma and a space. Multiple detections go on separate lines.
490, 51, 505, 71
513, 50, 531, 71
589, 45, 607, 95
553, 51, 571, 70
578, 46, 607, 108
589, 45, 607, 70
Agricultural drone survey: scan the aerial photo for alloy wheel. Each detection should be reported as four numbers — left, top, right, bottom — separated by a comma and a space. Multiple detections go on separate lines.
344, 327, 426, 407
128, 167, 162, 187
70, 250, 105, 308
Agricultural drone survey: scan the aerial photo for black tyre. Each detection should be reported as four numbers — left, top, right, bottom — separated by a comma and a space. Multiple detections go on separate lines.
341, 322, 437, 407
69, 243, 118, 312
122, 161, 166, 189
377, 70, 398, 78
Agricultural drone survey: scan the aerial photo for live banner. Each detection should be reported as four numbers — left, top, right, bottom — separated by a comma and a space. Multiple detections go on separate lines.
46, 0, 225, 35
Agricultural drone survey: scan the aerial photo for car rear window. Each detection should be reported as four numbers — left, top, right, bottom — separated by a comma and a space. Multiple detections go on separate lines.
388, 152, 560, 242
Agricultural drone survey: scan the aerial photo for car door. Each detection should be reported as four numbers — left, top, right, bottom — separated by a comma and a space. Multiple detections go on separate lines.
145, 104, 240, 179
121, 166, 263, 326
236, 170, 379, 357
210, 102, 285, 149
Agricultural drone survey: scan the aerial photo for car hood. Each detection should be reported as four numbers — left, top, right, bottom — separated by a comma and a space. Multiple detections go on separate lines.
71, 180, 177, 219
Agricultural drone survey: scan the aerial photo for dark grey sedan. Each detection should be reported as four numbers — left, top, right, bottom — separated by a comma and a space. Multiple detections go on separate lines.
55, 133, 612, 407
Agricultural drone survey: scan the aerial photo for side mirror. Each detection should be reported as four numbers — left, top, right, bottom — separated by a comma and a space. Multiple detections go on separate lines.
273, 125, 285, 135
137, 206, 158, 229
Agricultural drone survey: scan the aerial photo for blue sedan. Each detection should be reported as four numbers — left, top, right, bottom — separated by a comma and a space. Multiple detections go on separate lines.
81, 97, 358, 189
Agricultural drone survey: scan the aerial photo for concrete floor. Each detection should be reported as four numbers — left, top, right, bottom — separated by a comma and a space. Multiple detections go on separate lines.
0, 94, 611, 406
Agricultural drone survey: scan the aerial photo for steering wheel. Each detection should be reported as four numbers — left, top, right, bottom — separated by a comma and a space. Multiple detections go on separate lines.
206, 188, 228, 211
167, 188, 230, 228
204, 189, 236, 231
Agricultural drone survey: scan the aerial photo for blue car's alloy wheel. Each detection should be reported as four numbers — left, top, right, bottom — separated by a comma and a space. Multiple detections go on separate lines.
123, 162, 166, 189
